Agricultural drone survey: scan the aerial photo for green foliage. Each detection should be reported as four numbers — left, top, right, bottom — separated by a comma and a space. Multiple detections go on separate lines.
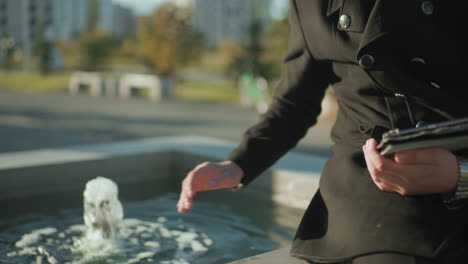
56, 0, 116, 70
79, 30, 119, 70
32, 27, 53, 75
223, 18, 289, 82
135, 3, 203, 76
260, 17, 289, 80
57, 30, 119, 70
225, 20, 264, 80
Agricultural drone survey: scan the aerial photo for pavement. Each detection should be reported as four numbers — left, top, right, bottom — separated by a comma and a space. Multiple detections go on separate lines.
0, 89, 335, 157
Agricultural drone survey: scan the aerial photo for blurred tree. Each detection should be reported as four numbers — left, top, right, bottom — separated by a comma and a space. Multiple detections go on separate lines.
225, 18, 289, 82
32, 27, 53, 75
78, 0, 117, 70
260, 17, 289, 80
135, 3, 203, 76
0, 36, 18, 70
57, 0, 119, 70
56, 39, 80, 69
225, 20, 264, 81
80, 30, 119, 70
57, 30, 118, 70
87, 0, 99, 32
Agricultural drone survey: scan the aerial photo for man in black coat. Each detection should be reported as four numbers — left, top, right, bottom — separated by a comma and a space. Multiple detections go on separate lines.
177, 0, 468, 263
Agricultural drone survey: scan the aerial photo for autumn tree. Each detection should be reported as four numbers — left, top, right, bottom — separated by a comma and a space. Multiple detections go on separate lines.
136, 3, 202, 76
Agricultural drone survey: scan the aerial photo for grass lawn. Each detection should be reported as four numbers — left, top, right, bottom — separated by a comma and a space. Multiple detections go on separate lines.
173, 79, 240, 104
0, 70, 241, 103
0, 71, 70, 92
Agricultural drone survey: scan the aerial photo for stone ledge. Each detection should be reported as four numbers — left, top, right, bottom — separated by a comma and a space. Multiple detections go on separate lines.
0, 135, 326, 179
228, 247, 308, 264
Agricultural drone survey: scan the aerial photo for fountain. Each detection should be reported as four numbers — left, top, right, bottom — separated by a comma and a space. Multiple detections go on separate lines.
82, 177, 123, 241
1, 176, 284, 264
0, 137, 323, 263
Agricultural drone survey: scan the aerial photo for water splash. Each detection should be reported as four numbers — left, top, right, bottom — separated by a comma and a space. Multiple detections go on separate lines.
82, 176, 123, 241
1, 183, 284, 263
73, 177, 212, 263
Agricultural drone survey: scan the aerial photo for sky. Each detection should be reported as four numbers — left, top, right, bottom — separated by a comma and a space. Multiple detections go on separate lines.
112, 0, 289, 19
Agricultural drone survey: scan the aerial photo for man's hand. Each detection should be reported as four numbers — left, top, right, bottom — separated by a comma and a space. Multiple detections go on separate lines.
177, 160, 244, 213
363, 138, 459, 196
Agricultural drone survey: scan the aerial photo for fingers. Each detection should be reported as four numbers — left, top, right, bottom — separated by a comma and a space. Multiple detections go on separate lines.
177, 161, 244, 213
177, 163, 209, 213
364, 139, 399, 174
372, 178, 406, 195
177, 172, 196, 213
176, 161, 227, 213
394, 148, 435, 165
363, 139, 408, 194
364, 139, 460, 196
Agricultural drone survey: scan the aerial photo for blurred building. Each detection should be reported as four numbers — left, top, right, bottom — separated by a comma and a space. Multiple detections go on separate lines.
0, 0, 135, 69
0, 0, 57, 69
53, 0, 89, 40
110, 4, 135, 37
98, 0, 113, 34
193, 0, 273, 47
96, 0, 136, 37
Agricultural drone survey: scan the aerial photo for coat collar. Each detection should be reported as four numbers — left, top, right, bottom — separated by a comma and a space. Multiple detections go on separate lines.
326, 0, 342, 16
326, 0, 389, 58
356, 0, 389, 58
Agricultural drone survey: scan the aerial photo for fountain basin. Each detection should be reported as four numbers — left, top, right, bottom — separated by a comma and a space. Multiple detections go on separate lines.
0, 136, 325, 263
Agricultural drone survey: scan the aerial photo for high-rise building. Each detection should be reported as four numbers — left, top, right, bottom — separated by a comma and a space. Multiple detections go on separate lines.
0, 0, 135, 69
193, 0, 273, 47
0, 0, 57, 69
0, 0, 53, 45
53, 0, 88, 40
98, 0, 113, 34
0, 0, 135, 44
112, 4, 135, 37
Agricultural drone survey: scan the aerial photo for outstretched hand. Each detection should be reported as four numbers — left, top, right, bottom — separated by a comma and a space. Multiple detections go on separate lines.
177, 160, 244, 213
363, 138, 459, 196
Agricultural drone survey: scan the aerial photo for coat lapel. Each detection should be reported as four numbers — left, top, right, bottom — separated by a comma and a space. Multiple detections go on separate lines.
355, 0, 465, 119
326, 0, 342, 16
356, 0, 388, 59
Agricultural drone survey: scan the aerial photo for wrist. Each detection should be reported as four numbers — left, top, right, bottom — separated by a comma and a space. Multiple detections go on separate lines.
224, 160, 245, 191
443, 156, 468, 209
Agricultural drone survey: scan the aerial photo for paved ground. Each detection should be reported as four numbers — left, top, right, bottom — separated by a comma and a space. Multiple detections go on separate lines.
0, 89, 335, 157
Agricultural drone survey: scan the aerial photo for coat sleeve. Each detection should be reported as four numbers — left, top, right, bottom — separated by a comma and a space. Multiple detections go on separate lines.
227, 0, 337, 186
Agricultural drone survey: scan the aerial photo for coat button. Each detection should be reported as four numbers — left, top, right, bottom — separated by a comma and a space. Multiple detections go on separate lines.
339, 14, 351, 29
410, 57, 426, 65
430, 82, 440, 89
359, 54, 375, 69
421, 1, 434, 15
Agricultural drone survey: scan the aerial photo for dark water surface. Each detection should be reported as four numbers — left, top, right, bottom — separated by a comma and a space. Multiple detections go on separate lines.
0, 192, 303, 264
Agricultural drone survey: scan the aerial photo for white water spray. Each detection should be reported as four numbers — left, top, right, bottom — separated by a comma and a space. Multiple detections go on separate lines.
72, 176, 124, 257
3, 178, 234, 263
83, 176, 123, 241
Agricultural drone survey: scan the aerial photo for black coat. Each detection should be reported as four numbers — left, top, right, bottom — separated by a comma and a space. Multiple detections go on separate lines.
228, 0, 468, 262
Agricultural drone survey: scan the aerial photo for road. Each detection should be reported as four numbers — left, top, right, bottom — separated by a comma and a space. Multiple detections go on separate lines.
0, 90, 334, 157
